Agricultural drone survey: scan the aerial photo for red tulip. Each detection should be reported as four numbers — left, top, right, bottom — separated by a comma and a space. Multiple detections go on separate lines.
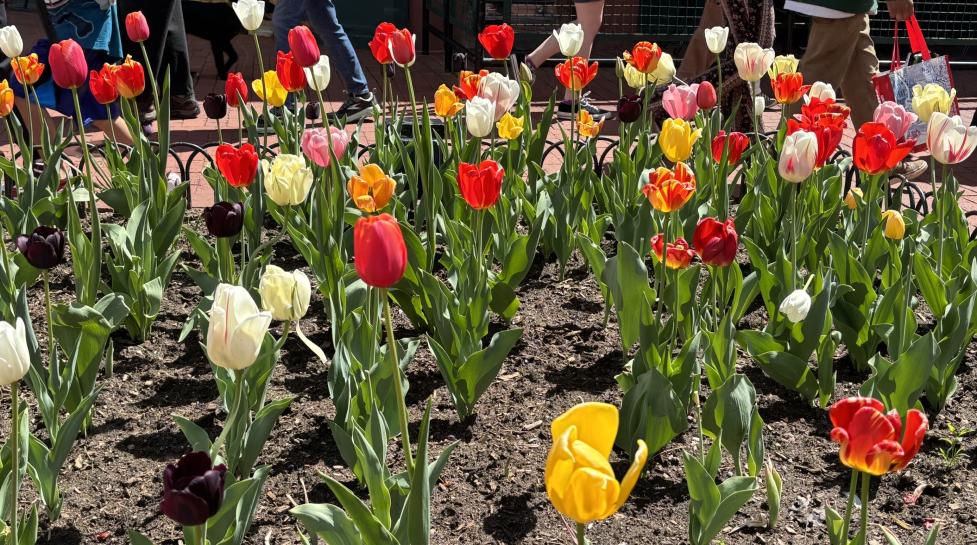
369, 22, 397, 65
853, 122, 914, 175
622, 41, 662, 74
125, 11, 150, 43
453, 69, 487, 101
288, 25, 320, 68
49, 39, 87, 89
696, 81, 717, 110
828, 397, 927, 476
555, 56, 598, 92
215, 143, 259, 188
787, 98, 850, 167
711, 131, 750, 165
275, 50, 306, 92
650, 235, 694, 269
114, 55, 146, 99
387, 28, 415, 67
354, 214, 407, 288
478, 23, 515, 61
693, 217, 737, 267
457, 160, 504, 210
771, 72, 811, 105
225, 72, 248, 107
89, 64, 118, 105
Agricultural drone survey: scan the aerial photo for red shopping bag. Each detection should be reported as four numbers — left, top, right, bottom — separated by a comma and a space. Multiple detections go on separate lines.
872, 15, 958, 149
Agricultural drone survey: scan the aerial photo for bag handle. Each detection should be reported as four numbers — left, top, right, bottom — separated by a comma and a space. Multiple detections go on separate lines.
890, 15, 932, 71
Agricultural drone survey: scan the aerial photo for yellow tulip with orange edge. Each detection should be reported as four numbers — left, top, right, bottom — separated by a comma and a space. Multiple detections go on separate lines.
577, 109, 603, 139
347, 163, 396, 213
0, 80, 14, 118
434, 83, 463, 118
11, 54, 43, 86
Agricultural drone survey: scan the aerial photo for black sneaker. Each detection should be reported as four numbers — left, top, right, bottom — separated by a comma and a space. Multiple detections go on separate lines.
556, 95, 612, 121
170, 94, 201, 120
329, 92, 377, 124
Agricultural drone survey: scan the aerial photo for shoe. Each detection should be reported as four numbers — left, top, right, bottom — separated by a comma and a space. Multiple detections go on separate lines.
170, 94, 201, 120
556, 94, 612, 121
329, 92, 377, 124
892, 158, 928, 181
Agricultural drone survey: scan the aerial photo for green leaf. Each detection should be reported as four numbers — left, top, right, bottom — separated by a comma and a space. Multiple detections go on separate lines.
601, 241, 652, 350
765, 461, 782, 528
127, 531, 157, 545
319, 473, 399, 545
291, 503, 365, 545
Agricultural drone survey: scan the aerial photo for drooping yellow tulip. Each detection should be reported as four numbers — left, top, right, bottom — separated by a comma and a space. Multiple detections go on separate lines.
911, 84, 955, 123
434, 83, 463, 118
844, 187, 863, 210
767, 54, 799, 78
347, 163, 396, 213
577, 109, 603, 139
252, 70, 288, 107
881, 209, 905, 240
0, 80, 13, 118
658, 118, 702, 163
545, 402, 648, 525
496, 112, 524, 141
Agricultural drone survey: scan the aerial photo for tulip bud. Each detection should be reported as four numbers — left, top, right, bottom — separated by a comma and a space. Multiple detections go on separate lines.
881, 209, 905, 240
305, 100, 320, 120
465, 96, 495, 138
754, 95, 766, 117
477, 23, 515, 61
206, 284, 272, 370
15, 226, 65, 269
48, 39, 87, 89
779, 289, 811, 323
161, 451, 227, 526
232, 0, 265, 32
457, 160, 504, 210
704, 26, 729, 54
553, 23, 584, 57
844, 187, 862, 210
617, 94, 642, 123
215, 143, 259, 188
125, 11, 150, 43
259, 265, 311, 321
202, 201, 244, 238
696, 81, 717, 110
519, 62, 534, 84
778, 130, 818, 183
662, 84, 698, 121
0, 25, 23, 58
203, 93, 227, 120
301, 126, 349, 168
288, 25, 320, 68
225, 72, 248, 108
387, 28, 416, 68
615, 56, 625, 79
354, 214, 407, 288
304, 55, 331, 91
0, 318, 30, 386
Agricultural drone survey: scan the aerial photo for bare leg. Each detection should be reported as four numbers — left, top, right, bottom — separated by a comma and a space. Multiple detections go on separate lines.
92, 118, 134, 147
676, 0, 725, 81
526, 1, 604, 101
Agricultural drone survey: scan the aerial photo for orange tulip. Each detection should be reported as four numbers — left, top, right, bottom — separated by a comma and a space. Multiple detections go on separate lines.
641, 162, 696, 213
0, 80, 13, 118
555, 56, 598, 92
577, 109, 603, 138
828, 397, 927, 476
11, 54, 44, 86
114, 55, 146, 99
453, 69, 487, 101
622, 41, 662, 74
650, 235, 694, 269
88, 64, 119, 105
347, 164, 396, 213
771, 72, 811, 105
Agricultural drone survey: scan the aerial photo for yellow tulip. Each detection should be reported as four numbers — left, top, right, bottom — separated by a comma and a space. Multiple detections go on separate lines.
768, 54, 799, 78
545, 402, 648, 525
576, 109, 603, 139
347, 163, 396, 213
434, 83, 463, 118
659, 118, 702, 163
0, 80, 13, 118
496, 112, 524, 141
911, 84, 955, 123
881, 209, 905, 240
844, 187, 863, 210
623, 63, 650, 90
252, 70, 288, 107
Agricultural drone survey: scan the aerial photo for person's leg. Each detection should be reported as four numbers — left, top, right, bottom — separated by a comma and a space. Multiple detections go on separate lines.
92, 118, 135, 147
574, 0, 604, 61
163, 0, 196, 99
677, 0, 725, 81
839, 14, 879, 127
303, 0, 370, 96
791, 16, 856, 119
272, 0, 307, 56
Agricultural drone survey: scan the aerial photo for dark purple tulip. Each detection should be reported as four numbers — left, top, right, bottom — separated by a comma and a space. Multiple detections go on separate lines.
202, 201, 244, 238
203, 93, 227, 120
160, 451, 226, 526
15, 226, 65, 269
305, 100, 321, 121
617, 94, 642, 123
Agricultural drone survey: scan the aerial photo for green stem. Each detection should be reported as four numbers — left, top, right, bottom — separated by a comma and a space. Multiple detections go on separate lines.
575, 522, 586, 545
791, 183, 799, 291
383, 289, 414, 477
693, 376, 705, 462
23, 82, 34, 153
210, 368, 246, 469
935, 159, 945, 277
4, 117, 20, 195
253, 33, 270, 154
860, 174, 876, 254
43, 270, 55, 366
9, 381, 19, 545
655, 213, 671, 328
856, 472, 871, 545
716, 54, 723, 125
839, 470, 858, 542
137, 42, 161, 120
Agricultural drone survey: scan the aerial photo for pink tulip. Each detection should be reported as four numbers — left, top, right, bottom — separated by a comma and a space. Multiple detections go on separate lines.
662, 83, 699, 121
301, 127, 350, 168
873, 101, 917, 142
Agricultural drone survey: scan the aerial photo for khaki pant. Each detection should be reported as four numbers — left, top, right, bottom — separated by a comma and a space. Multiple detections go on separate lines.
798, 14, 880, 127
677, 0, 725, 81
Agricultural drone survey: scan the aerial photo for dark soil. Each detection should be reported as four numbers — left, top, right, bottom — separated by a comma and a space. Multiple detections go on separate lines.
13, 209, 977, 545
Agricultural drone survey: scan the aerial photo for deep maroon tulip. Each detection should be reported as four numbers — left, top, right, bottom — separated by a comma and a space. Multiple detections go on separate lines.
305, 100, 321, 121
203, 93, 227, 120
692, 217, 738, 267
202, 201, 244, 238
160, 451, 226, 526
15, 226, 65, 269
617, 94, 642, 123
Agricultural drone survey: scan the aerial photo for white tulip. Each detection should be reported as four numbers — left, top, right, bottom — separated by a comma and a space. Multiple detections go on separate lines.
232, 0, 265, 32
553, 23, 583, 57
704, 26, 729, 54
734, 42, 775, 82
478, 72, 519, 121
779, 130, 818, 183
263, 154, 314, 206
259, 265, 312, 321
754, 95, 765, 117
206, 284, 272, 370
0, 26, 22, 59
805, 81, 836, 103
927, 112, 977, 165
0, 318, 30, 386
779, 289, 812, 323
466, 96, 495, 138
304, 55, 331, 92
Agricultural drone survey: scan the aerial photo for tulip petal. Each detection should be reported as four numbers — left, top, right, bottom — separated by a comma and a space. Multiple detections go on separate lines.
838, 405, 897, 475
161, 489, 212, 526
829, 397, 884, 429
545, 426, 578, 503
561, 467, 620, 524
613, 439, 648, 513
864, 440, 905, 476
551, 402, 618, 459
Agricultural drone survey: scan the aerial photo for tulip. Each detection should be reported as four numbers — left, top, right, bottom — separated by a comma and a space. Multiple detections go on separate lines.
779, 130, 818, 183
478, 72, 519, 121
259, 265, 311, 321
0, 80, 13, 117
368, 22, 397, 65
779, 289, 811, 323
553, 23, 584, 57
354, 214, 407, 288
697, 81, 717, 110
305, 100, 320, 121
252, 70, 287, 107
453, 69, 486, 101
232, 0, 265, 32
754, 95, 765, 117
658, 118, 702, 163
768, 54, 799, 78
771, 72, 810, 105
733, 43, 774, 82
873, 101, 916, 142
853, 122, 914, 175
215, 143, 259, 188
623, 64, 650, 90
457, 160, 504, 210
652, 235, 695, 269
275, 51, 306, 92
387, 28, 416, 68
926, 112, 977, 165
662, 83, 698, 121
15, 226, 64, 269
828, 397, 927, 476
555, 56, 598, 92
113, 55, 145, 99
202, 201, 245, 238
125, 11, 150, 43
160, 451, 227, 526
263, 154, 313, 206
806, 81, 836, 103
87, 65, 118, 105
434, 84, 464, 118
288, 25, 320, 68
711, 130, 750, 165
545, 402, 648, 525
704, 26, 729, 54
651, 52, 676, 85
225, 72, 248, 107
206, 283, 272, 370
204, 93, 227, 120
49, 39, 87, 89
641, 162, 696, 213
301, 126, 349, 168
617, 94, 642, 123
496, 112, 524, 140
0, 318, 30, 386
0, 26, 22, 58
845, 187, 863, 210
465, 96, 495, 138
11, 53, 44, 86
576, 109, 603, 139
693, 217, 738, 267
622, 41, 662, 74
788, 100, 849, 167
881, 209, 905, 240
911, 83, 954, 123
347, 163, 396, 213
478, 23, 515, 60
304, 55, 331, 91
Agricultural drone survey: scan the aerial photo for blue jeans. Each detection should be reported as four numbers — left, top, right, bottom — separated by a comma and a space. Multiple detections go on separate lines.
273, 0, 370, 96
